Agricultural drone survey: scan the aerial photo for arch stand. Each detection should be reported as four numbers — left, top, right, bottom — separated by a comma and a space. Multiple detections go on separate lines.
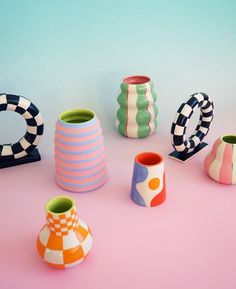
169, 92, 214, 163
0, 148, 42, 169
0, 94, 44, 169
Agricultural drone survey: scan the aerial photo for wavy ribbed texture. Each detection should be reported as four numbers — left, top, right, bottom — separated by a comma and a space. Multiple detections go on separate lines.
54, 109, 108, 192
116, 75, 158, 138
204, 135, 236, 185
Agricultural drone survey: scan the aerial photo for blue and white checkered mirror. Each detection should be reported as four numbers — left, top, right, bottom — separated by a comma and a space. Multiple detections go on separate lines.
0, 94, 44, 168
169, 93, 214, 162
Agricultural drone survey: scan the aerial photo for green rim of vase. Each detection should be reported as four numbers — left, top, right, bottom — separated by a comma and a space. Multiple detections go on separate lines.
59, 108, 95, 124
221, 134, 236, 144
46, 196, 75, 215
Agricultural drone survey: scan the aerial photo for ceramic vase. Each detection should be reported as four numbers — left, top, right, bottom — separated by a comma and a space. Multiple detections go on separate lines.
130, 152, 166, 207
37, 196, 93, 269
54, 109, 108, 192
116, 75, 158, 138
204, 134, 236, 184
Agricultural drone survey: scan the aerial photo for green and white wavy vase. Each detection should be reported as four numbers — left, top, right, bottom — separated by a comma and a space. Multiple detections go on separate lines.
116, 75, 158, 138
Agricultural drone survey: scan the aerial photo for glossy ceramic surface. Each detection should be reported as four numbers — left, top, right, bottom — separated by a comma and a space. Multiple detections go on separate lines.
36, 196, 93, 268
54, 109, 108, 192
130, 152, 166, 207
204, 135, 236, 185
116, 75, 158, 138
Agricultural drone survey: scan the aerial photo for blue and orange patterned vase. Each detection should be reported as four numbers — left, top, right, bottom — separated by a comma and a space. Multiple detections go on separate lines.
130, 152, 166, 207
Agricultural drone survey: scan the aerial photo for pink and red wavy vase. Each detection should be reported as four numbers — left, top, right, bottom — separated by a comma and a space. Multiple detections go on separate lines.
204, 135, 236, 185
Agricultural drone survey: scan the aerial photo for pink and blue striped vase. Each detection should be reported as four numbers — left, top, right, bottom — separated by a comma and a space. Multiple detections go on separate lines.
204, 134, 236, 185
54, 109, 108, 192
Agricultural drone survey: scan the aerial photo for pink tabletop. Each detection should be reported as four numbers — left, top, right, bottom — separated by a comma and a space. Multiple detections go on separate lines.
0, 121, 236, 289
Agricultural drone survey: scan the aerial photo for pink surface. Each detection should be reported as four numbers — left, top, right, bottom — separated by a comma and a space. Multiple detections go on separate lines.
1, 126, 236, 289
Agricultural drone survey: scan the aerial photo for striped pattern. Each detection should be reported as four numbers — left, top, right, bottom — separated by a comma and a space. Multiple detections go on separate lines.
116, 79, 158, 138
126, 84, 138, 137
37, 205, 93, 268
171, 92, 214, 154
0, 94, 44, 160
55, 115, 107, 192
204, 136, 236, 185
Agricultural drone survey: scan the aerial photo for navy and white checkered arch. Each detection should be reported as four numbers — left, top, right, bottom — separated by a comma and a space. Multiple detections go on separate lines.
171, 93, 214, 154
0, 94, 44, 160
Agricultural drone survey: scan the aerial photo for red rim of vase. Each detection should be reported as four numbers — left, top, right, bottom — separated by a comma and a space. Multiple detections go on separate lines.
135, 152, 163, 167
123, 75, 151, 85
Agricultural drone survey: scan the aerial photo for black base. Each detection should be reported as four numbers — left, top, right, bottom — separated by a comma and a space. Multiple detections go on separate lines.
0, 149, 41, 169
169, 142, 208, 163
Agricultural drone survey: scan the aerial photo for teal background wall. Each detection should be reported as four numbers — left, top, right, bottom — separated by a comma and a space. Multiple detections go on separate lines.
0, 0, 236, 151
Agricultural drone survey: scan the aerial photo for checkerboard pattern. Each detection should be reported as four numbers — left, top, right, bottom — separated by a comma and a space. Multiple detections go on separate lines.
171, 93, 214, 154
0, 94, 44, 160
37, 205, 93, 269
46, 207, 79, 236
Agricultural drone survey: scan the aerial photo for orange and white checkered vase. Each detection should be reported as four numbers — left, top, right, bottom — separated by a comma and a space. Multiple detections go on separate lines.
36, 196, 93, 268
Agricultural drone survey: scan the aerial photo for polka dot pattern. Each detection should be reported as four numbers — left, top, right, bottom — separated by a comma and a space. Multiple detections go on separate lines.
148, 178, 160, 190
